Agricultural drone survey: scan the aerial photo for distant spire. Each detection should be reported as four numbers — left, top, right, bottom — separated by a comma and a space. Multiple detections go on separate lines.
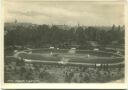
14, 19, 17, 24
78, 23, 79, 27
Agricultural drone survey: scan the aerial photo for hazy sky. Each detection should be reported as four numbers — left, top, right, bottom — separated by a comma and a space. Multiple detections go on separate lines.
4, 0, 125, 26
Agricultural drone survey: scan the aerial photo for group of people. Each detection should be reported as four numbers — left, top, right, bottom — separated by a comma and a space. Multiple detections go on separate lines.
4, 60, 124, 83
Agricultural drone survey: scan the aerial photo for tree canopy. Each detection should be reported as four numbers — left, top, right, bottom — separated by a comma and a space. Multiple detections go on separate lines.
4, 23, 125, 49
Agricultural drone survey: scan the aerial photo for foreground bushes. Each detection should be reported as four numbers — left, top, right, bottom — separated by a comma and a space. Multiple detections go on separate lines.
4, 61, 124, 83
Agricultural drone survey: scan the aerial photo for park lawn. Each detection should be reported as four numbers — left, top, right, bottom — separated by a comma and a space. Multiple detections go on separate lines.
18, 53, 60, 61
18, 52, 124, 64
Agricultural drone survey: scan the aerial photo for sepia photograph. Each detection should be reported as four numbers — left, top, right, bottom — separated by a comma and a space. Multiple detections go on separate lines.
3, 0, 125, 84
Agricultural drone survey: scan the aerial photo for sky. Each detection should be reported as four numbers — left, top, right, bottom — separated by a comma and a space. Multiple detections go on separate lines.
4, 0, 125, 26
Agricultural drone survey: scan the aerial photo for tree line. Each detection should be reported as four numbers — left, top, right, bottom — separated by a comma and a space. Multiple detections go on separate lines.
4, 23, 124, 48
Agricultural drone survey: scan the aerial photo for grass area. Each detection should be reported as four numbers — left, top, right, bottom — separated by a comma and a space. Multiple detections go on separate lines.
17, 49, 124, 64
19, 53, 60, 61
69, 57, 124, 64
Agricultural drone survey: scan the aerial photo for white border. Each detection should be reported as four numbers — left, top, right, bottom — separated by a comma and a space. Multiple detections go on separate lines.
1, 0, 128, 89
0, 0, 4, 89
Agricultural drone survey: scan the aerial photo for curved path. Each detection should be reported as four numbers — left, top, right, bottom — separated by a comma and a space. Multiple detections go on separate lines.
11, 48, 124, 66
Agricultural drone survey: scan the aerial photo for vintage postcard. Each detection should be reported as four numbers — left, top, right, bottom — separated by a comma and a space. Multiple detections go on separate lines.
1, 0, 128, 89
